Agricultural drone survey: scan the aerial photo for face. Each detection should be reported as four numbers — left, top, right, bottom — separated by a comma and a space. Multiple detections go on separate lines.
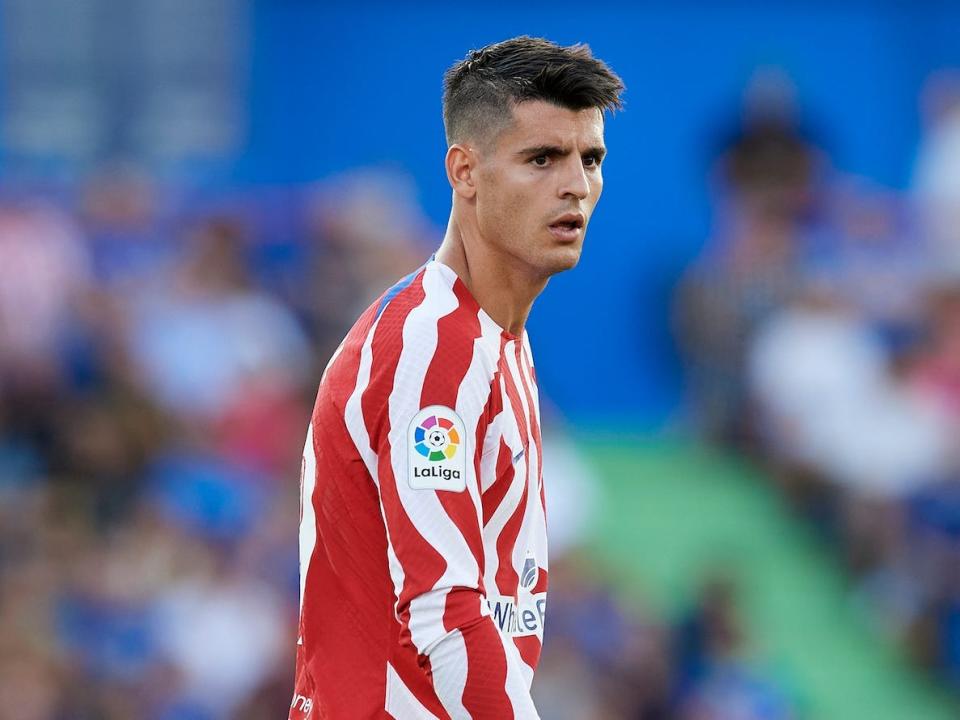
472, 100, 606, 278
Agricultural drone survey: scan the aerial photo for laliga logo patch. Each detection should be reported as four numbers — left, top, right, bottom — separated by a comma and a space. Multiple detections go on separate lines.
487, 551, 545, 638
407, 406, 467, 492
414, 413, 460, 461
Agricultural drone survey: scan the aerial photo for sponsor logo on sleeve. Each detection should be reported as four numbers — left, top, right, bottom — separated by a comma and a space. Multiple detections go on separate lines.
407, 405, 467, 492
487, 593, 547, 638
487, 551, 546, 638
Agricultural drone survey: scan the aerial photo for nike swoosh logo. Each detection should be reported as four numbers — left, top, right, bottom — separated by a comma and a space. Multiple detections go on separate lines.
512, 449, 525, 464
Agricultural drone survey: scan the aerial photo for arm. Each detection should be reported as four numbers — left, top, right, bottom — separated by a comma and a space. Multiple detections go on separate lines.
359, 278, 539, 719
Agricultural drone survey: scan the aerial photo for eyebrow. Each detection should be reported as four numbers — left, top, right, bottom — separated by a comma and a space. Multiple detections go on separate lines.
516, 144, 607, 160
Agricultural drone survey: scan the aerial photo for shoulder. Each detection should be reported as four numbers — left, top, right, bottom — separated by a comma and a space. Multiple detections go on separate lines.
369, 263, 500, 410
372, 261, 486, 358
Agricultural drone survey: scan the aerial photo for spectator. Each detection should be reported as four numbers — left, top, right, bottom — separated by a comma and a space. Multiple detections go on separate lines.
676, 72, 823, 445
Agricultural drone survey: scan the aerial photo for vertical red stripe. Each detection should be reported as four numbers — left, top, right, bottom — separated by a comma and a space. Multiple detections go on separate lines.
482, 438, 514, 527
515, 342, 542, 469
475, 371, 503, 493
516, 342, 547, 520
513, 635, 541, 673
495, 357, 531, 595
420, 279, 481, 409
459, 620, 515, 719
499, 339, 530, 451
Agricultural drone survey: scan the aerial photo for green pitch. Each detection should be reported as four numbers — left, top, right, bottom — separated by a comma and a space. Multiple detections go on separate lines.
579, 436, 958, 720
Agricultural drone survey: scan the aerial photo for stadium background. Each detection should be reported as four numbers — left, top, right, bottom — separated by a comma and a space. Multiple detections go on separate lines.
4, 1, 960, 717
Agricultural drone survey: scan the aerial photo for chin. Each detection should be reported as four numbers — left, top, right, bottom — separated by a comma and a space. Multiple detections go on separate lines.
538, 245, 582, 276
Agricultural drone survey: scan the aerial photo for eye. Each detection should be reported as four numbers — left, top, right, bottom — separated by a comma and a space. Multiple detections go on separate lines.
583, 154, 601, 167
531, 155, 549, 167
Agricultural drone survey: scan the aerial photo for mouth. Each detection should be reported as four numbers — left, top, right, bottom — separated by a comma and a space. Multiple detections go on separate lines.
547, 212, 585, 243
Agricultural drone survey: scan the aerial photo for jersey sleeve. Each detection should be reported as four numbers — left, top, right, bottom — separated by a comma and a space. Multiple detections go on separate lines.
354, 276, 539, 719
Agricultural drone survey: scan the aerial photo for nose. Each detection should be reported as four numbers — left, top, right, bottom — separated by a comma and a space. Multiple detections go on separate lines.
558, 156, 589, 200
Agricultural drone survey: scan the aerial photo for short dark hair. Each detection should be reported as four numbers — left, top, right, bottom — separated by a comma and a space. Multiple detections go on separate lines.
442, 36, 625, 148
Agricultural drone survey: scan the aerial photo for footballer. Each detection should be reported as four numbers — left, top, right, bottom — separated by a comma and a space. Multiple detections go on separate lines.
290, 36, 624, 719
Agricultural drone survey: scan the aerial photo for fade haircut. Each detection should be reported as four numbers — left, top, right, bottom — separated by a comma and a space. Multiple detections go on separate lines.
443, 36, 625, 149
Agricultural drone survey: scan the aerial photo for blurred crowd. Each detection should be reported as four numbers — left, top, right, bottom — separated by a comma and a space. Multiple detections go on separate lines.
0, 168, 429, 719
532, 554, 796, 720
677, 69, 960, 695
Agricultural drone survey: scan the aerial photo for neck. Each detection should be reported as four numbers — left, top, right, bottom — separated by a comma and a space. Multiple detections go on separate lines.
435, 214, 547, 336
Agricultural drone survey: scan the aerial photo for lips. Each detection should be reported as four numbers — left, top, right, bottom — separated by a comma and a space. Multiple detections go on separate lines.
548, 212, 585, 243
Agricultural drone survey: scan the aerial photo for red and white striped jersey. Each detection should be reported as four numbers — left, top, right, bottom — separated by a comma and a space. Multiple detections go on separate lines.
290, 258, 548, 719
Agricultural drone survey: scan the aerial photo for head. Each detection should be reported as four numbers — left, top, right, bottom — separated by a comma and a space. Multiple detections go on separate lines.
443, 36, 624, 277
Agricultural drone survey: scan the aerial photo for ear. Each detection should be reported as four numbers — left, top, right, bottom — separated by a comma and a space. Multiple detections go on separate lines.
445, 144, 478, 200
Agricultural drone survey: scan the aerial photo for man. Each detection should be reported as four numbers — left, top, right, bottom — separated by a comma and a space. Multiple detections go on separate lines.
290, 36, 624, 719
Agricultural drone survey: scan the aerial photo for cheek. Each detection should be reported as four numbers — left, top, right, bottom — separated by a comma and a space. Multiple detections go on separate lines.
478, 174, 536, 233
